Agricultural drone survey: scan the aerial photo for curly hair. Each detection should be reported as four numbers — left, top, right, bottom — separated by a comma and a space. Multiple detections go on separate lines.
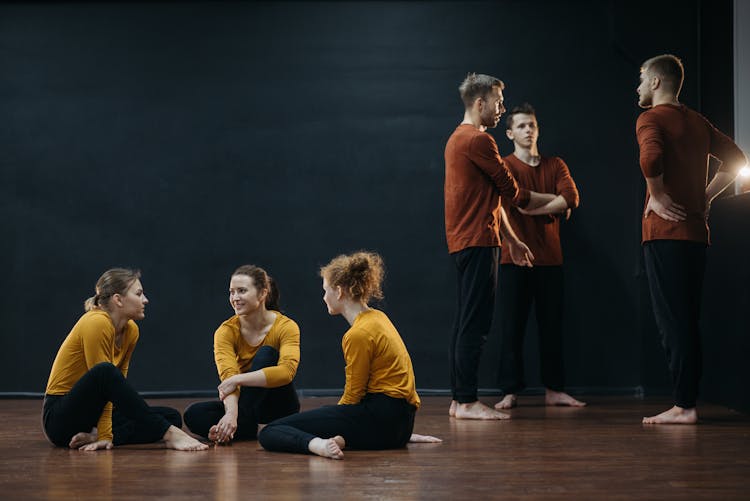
320, 251, 385, 304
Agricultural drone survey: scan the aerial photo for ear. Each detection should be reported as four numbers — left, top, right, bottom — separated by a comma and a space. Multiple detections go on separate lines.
650, 75, 661, 90
112, 294, 124, 308
473, 96, 484, 111
505, 129, 514, 140
335, 286, 344, 301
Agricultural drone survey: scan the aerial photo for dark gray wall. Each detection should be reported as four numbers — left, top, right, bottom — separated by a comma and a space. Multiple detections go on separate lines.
1, 1, 744, 407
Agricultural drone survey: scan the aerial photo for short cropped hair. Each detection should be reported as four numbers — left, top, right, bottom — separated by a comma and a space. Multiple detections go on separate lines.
642, 54, 684, 94
506, 103, 537, 130
458, 73, 504, 108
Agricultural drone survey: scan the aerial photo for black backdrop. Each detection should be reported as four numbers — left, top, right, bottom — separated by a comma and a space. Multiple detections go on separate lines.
1, 1, 745, 410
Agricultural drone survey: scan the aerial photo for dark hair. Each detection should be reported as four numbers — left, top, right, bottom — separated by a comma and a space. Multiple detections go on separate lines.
84, 268, 141, 312
642, 54, 684, 95
232, 265, 280, 311
505, 102, 537, 130
320, 251, 385, 304
458, 73, 505, 108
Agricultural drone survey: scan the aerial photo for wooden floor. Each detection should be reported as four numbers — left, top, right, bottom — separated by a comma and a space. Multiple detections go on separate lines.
2, 396, 749, 500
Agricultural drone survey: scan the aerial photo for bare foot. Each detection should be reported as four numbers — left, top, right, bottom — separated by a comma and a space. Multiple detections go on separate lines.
409, 433, 442, 443
545, 389, 586, 407
308, 436, 345, 459
69, 429, 97, 449
449, 400, 457, 417
163, 426, 209, 451
455, 401, 510, 420
643, 406, 698, 425
494, 394, 517, 410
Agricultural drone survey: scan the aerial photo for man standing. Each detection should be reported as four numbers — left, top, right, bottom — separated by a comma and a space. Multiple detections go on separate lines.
444, 73, 553, 420
636, 54, 747, 424
494, 103, 586, 410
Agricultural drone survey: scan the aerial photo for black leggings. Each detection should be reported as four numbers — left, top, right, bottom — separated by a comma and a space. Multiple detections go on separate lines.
258, 393, 415, 454
183, 346, 300, 440
42, 362, 175, 447
643, 240, 706, 408
497, 264, 565, 394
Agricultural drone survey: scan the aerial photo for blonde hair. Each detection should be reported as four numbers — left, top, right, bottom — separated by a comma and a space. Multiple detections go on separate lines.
642, 54, 684, 94
84, 268, 141, 311
320, 251, 385, 304
459, 72, 505, 108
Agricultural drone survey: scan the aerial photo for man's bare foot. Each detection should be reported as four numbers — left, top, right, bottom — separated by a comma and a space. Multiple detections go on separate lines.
545, 389, 586, 407
449, 400, 457, 417
455, 400, 510, 420
69, 429, 97, 449
163, 426, 209, 451
494, 394, 517, 410
643, 406, 698, 425
409, 433, 442, 443
308, 436, 345, 459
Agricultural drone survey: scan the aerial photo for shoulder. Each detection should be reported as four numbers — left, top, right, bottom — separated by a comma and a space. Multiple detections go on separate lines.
271, 313, 300, 336
545, 156, 569, 170
636, 108, 660, 127
76, 310, 114, 334
215, 316, 240, 339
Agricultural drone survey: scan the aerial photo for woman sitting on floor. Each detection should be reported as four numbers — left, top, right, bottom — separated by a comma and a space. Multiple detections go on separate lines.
42, 268, 207, 451
184, 265, 300, 443
258, 251, 440, 459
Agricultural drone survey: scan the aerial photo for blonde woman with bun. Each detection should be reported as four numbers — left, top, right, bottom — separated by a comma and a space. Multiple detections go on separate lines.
42, 268, 208, 452
258, 252, 439, 460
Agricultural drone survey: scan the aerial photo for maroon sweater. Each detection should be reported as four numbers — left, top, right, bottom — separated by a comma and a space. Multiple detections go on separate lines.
636, 103, 747, 244
444, 124, 530, 253
500, 154, 579, 266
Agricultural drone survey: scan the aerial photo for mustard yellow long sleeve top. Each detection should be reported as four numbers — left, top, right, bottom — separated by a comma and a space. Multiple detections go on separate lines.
213, 312, 300, 398
45, 309, 139, 442
338, 309, 420, 409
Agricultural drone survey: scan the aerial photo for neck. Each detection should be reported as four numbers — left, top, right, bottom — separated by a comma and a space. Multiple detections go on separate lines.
651, 91, 679, 107
461, 110, 482, 129
239, 307, 273, 330
513, 143, 540, 164
105, 309, 130, 336
341, 301, 370, 326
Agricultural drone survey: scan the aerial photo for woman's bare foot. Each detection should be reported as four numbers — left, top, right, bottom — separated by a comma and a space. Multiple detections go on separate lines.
69, 430, 98, 449
449, 400, 457, 417
494, 394, 517, 410
643, 406, 698, 425
545, 389, 586, 407
409, 433, 442, 443
455, 401, 510, 420
163, 426, 209, 451
308, 436, 345, 459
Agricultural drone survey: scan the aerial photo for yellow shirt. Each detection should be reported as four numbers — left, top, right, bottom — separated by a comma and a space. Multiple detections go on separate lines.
45, 309, 139, 442
213, 312, 300, 397
339, 309, 420, 409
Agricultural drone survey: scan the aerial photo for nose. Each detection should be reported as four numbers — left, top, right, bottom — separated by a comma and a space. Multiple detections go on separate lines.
142, 294, 149, 305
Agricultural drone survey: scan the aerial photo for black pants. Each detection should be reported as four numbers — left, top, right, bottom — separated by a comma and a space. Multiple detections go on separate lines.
258, 393, 416, 454
450, 247, 499, 403
497, 264, 565, 394
42, 362, 174, 447
643, 240, 706, 409
183, 346, 300, 440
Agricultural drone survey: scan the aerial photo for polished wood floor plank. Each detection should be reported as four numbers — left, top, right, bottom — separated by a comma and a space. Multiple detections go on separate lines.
1, 396, 748, 500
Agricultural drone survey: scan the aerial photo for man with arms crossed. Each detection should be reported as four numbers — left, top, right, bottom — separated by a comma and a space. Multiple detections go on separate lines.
494, 103, 586, 410
636, 54, 747, 424
444, 73, 555, 420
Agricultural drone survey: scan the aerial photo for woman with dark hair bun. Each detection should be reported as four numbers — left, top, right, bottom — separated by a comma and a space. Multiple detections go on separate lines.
42, 268, 208, 451
184, 265, 300, 443
258, 252, 440, 460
